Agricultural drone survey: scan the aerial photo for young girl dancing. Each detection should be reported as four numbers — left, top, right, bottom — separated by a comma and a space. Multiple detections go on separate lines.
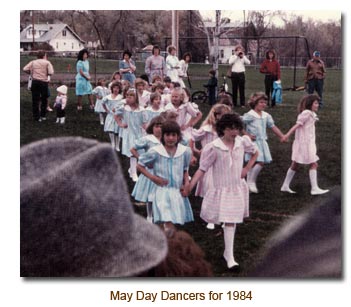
115, 88, 148, 182
190, 103, 232, 230
131, 116, 165, 222
281, 94, 329, 195
137, 121, 194, 231
242, 92, 285, 193
92, 78, 110, 125
188, 113, 258, 268
145, 92, 165, 124
102, 81, 124, 151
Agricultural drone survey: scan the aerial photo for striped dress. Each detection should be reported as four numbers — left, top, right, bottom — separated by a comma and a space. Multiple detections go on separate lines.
131, 135, 161, 202
191, 124, 218, 197
242, 109, 275, 163
291, 110, 319, 164
102, 94, 124, 133
138, 143, 194, 225
199, 136, 257, 224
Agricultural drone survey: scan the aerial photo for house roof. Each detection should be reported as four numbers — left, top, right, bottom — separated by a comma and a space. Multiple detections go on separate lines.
20, 23, 85, 44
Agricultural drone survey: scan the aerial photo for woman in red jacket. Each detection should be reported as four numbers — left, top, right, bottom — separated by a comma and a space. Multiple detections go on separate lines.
260, 49, 281, 107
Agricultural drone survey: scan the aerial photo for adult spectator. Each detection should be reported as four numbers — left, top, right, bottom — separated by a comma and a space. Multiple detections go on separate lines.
305, 51, 326, 107
20, 137, 212, 277
166, 45, 180, 82
228, 45, 251, 108
178, 52, 192, 88
119, 50, 136, 86
145, 45, 166, 83
259, 49, 281, 107
23, 50, 54, 121
75, 48, 94, 110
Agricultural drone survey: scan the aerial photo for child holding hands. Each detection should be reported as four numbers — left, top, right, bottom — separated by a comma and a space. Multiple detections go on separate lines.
242, 92, 285, 193
53, 85, 68, 124
137, 121, 194, 231
187, 113, 259, 268
281, 94, 329, 195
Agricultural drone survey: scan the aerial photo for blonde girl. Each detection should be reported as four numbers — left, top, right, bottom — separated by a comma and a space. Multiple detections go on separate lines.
115, 88, 148, 182
92, 78, 110, 125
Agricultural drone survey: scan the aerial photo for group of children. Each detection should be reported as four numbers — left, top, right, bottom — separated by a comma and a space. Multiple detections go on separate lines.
49, 69, 329, 271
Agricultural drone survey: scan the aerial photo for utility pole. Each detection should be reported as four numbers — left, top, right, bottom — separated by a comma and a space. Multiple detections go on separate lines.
31, 10, 35, 50
171, 10, 179, 55
213, 10, 221, 78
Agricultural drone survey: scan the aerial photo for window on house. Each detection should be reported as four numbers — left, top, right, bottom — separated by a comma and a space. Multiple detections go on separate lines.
220, 50, 224, 58
56, 42, 59, 49
62, 30, 67, 36
72, 43, 74, 49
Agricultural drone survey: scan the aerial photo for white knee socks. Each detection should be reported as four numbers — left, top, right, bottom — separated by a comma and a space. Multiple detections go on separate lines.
309, 169, 329, 195
247, 164, 263, 193
146, 202, 153, 223
114, 135, 120, 152
223, 224, 239, 268
281, 168, 296, 193
129, 157, 138, 182
99, 113, 104, 125
109, 133, 115, 148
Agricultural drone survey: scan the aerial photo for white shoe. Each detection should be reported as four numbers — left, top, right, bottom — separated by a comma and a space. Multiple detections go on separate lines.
40, 117, 47, 121
248, 183, 258, 193
56, 118, 60, 123
147, 216, 153, 223
131, 173, 138, 182
100, 121, 104, 125
280, 185, 296, 194
206, 223, 215, 230
311, 188, 329, 195
115, 145, 120, 152
223, 254, 239, 269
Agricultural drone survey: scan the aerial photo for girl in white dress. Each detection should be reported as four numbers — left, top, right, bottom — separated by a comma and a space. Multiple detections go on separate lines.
188, 113, 259, 269
102, 81, 124, 151
166, 45, 180, 82
92, 78, 110, 125
281, 94, 329, 195
164, 88, 202, 141
115, 88, 148, 182
178, 52, 191, 88
242, 92, 285, 193
135, 78, 151, 108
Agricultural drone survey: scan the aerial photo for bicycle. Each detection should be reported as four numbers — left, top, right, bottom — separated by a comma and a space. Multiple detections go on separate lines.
191, 74, 233, 104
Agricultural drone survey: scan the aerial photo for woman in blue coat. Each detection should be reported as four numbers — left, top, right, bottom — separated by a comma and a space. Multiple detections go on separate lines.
119, 50, 136, 86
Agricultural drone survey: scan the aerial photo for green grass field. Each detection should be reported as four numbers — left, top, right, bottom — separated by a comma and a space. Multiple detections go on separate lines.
20, 61, 341, 277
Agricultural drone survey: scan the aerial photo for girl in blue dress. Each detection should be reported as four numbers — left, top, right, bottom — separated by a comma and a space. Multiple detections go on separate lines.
102, 81, 124, 151
92, 78, 110, 125
131, 116, 165, 223
242, 92, 285, 193
75, 49, 94, 110
115, 88, 148, 182
137, 121, 193, 230
119, 50, 136, 86
145, 92, 165, 124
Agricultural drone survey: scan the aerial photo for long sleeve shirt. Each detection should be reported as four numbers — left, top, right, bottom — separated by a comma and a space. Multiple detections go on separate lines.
260, 59, 281, 79
229, 54, 250, 73
305, 59, 326, 81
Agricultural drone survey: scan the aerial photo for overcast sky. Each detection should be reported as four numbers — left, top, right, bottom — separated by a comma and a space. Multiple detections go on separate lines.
200, 10, 341, 26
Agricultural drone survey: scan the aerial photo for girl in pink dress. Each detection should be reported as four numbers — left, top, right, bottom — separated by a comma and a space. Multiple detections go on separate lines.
281, 94, 329, 195
188, 113, 259, 269
190, 103, 232, 230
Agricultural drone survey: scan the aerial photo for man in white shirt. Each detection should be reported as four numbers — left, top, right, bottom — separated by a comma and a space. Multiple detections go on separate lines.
228, 45, 251, 107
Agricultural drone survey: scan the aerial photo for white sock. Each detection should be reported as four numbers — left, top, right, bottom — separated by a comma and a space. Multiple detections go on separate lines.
60, 117, 65, 124
282, 168, 296, 188
115, 135, 120, 151
248, 164, 263, 184
309, 169, 329, 195
146, 202, 153, 219
223, 224, 238, 268
109, 133, 115, 148
130, 157, 137, 176
99, 113, 104, 124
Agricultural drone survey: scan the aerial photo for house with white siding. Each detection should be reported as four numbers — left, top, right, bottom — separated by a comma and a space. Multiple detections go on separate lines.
20, 23, 85, 52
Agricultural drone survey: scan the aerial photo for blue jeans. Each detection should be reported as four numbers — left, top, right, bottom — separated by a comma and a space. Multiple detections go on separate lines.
308, 79, 324, 106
